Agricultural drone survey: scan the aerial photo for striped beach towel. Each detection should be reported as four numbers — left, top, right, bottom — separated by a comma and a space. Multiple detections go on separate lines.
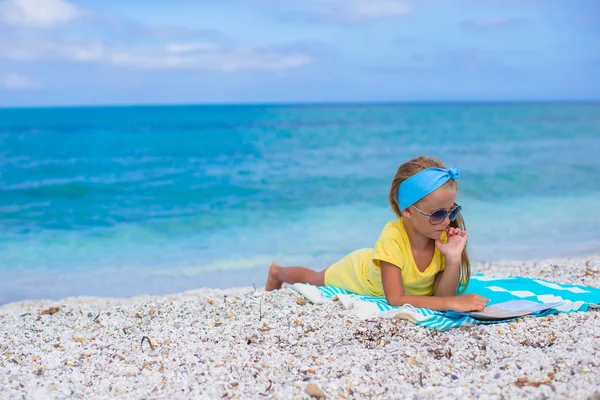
292, 276, 600, 330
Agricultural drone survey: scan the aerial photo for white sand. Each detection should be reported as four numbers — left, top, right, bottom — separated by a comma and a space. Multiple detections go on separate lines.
1, 256, 600, 399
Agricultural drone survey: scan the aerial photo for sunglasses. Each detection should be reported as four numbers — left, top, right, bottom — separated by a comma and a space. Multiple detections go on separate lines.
410, 204, 462, 225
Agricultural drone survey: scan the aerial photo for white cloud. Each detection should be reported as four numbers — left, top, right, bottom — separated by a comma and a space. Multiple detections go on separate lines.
0, 35, 315, 71
344, 0, 410, 22
165, 43, 219, 54
2, 73, 41, 90
0, 35, 101, 61
0, 1, 314, 72
0, 0, 82, 28
462, 18, 523, 30
409, 48, 499, 74
256, 0, 410, 24
413, 49, 489, 64
108, 46, 314, 71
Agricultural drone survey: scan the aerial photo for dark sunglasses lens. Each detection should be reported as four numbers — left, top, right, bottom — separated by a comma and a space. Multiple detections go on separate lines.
430, 210, 448, 224
449, 206, 461, 221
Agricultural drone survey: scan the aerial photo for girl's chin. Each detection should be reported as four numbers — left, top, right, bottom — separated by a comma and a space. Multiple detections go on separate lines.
430, 230, 445, 239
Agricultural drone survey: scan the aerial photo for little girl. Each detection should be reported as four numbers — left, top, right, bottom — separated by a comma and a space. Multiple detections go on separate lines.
265, 156, 490, 313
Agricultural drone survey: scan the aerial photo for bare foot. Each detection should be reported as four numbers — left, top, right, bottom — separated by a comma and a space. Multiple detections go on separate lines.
265, 263, 283, 291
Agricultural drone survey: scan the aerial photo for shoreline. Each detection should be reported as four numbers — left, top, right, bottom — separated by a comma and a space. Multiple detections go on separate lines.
2, 255, 599, 399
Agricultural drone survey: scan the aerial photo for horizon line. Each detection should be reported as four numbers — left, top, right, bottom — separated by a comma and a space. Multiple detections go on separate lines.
1, 98, 600, 110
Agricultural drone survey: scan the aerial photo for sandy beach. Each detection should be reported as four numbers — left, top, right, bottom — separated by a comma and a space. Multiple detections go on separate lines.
1, 255, 599, 399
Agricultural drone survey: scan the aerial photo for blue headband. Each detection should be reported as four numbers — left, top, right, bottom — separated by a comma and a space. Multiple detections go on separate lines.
398, 167, 460, 211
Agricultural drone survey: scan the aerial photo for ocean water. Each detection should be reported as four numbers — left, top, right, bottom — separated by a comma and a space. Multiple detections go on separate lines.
1, 103, 600, 304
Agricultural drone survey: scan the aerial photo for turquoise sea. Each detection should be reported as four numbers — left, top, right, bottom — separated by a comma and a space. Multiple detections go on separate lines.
1, 103, 599, 304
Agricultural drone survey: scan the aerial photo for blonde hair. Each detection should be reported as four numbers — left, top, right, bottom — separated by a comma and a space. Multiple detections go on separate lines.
387, 155, 471, 293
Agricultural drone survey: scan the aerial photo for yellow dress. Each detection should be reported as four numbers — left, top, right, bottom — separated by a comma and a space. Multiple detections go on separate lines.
324, 218, 446, 296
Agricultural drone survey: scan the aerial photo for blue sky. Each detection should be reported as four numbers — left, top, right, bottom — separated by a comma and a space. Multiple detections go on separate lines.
0, 0, 598, 106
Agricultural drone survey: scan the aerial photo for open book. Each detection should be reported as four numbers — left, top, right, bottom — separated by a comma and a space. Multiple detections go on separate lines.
444, 300, 565, 321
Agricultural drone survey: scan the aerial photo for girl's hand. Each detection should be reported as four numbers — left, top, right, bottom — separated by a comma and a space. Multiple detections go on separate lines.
435, 227, 468, 262
450, 294, 490, 312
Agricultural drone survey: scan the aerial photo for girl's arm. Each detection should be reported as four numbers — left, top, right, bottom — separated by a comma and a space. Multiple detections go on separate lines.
432, 257, 461, 296
380, 261, 488, 312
